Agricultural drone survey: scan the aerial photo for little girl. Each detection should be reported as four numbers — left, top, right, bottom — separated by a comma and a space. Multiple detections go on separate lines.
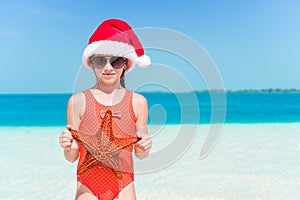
59, 19, 152, 200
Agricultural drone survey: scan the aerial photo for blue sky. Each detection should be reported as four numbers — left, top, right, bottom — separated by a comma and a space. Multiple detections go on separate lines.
0, 0, 299, 93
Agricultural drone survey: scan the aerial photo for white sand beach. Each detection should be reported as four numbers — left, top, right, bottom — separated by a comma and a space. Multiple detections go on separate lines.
0, 123, 299, 199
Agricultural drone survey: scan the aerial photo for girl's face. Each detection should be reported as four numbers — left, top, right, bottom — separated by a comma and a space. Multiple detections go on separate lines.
89, 54, 127, 86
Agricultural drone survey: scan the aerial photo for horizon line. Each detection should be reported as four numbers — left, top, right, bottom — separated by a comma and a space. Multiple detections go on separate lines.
1, 88, 300, 95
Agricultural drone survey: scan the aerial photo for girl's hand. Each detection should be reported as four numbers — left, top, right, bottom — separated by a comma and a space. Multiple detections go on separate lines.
59, 124, 79, 151
135, 132, 152, 154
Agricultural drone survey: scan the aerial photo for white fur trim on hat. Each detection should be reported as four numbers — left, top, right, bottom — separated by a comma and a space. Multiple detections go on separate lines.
135, 55, 151, 68
82, 40, 151, 70
82, 40, 138, 69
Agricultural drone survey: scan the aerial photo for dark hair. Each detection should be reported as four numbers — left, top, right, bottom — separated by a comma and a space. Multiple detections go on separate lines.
120, 68, 126, 88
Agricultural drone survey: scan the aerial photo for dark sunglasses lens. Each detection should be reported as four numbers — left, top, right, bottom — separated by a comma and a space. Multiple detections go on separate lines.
110, 57, 126, 69
92, 57, 106, 68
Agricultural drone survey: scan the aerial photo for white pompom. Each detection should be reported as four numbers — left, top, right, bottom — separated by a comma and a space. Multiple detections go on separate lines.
135, 55, 151, 68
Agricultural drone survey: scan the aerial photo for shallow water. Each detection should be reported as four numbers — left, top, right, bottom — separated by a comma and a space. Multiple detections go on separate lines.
0, 124, 300, 199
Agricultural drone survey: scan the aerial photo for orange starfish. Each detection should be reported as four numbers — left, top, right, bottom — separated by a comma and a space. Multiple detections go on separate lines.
70, 110, 140, 179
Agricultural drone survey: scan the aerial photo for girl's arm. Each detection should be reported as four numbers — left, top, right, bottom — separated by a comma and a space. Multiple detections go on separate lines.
59, 93, 85, 162
133, 93, 152, 159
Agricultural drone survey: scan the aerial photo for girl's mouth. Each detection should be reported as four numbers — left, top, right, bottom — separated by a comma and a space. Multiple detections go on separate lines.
103, 73, 115, 76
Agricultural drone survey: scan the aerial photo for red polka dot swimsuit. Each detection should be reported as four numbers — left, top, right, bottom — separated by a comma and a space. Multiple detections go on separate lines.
77, 89, 137, 200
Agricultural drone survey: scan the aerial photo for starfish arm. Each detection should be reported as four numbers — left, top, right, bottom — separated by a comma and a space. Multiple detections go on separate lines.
113, 137, 141, 150
100, 110, 113, 141
69, 129, 83, 143
77, 153, 100, 175
97, 154, 122, 179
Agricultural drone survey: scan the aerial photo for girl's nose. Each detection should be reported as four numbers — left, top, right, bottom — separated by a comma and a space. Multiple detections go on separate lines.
103, 61, 114, 70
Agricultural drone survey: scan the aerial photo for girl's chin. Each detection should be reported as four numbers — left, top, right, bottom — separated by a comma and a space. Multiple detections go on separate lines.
99, 78, 119, 85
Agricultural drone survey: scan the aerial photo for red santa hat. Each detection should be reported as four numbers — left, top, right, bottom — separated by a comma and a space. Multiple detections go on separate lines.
82, 19, 151, 71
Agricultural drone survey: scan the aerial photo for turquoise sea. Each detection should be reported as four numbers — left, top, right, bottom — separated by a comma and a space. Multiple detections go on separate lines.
1, 91, 300, 126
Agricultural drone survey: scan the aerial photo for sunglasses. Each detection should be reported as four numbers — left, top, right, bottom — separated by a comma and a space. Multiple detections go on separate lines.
90, 56, 128, 69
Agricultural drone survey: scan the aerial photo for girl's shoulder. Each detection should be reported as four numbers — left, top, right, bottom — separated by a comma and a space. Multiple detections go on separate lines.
68, 91, 86, 110
131, 91, 148, 122
70, 91, 85, 102
132, 91, 148, 107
